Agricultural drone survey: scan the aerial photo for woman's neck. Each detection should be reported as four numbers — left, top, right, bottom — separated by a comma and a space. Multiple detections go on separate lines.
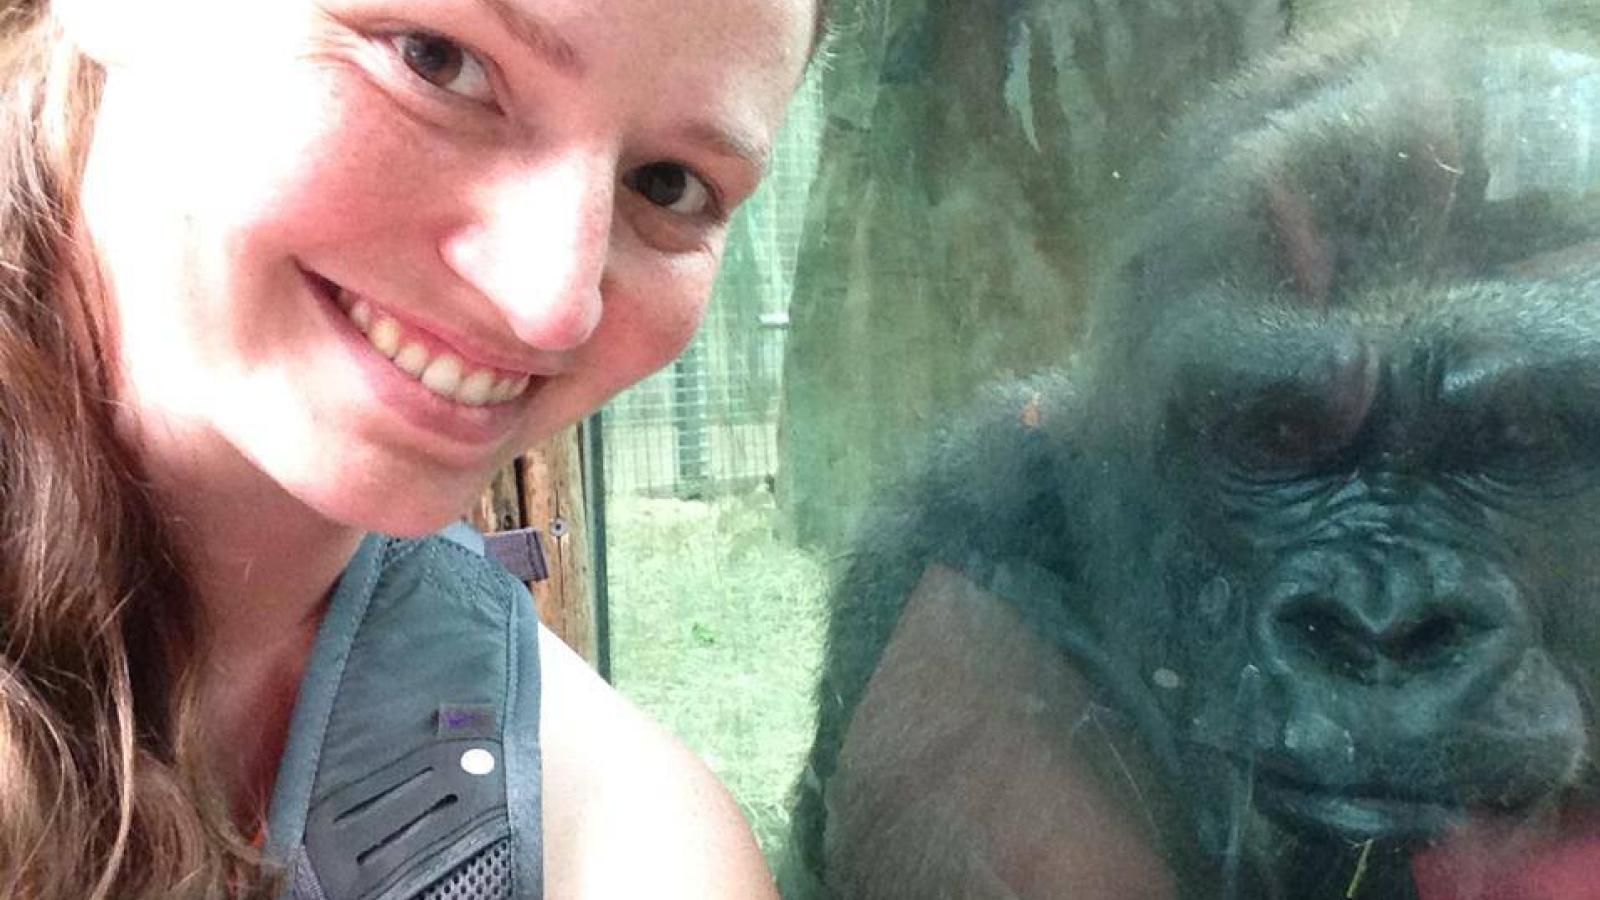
133, 415, 362, 644
123, 406, 365, 820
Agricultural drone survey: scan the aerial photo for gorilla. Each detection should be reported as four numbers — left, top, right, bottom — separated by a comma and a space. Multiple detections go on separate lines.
787, 13, 1600, 900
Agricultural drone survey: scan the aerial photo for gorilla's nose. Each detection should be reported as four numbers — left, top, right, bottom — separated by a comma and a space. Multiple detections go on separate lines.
1270, 596, 1484, 681
1258, 549, 1521, 685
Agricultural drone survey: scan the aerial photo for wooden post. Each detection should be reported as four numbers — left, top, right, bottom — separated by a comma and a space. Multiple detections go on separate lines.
472, 424, 598, 667
469, 463, 523, 535
515, 425, 598, 665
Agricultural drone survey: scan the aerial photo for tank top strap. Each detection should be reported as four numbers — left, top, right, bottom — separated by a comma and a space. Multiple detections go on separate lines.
265, 527, 545, 900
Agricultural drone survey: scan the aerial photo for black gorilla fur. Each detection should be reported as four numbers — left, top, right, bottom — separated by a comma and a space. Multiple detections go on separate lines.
789, 14, 1600, 900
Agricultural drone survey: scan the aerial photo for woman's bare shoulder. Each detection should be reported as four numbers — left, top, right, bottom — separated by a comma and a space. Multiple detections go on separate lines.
536, 625, 777, 900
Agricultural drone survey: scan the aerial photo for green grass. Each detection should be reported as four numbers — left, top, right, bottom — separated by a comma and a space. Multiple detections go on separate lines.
606, 490, 831, 862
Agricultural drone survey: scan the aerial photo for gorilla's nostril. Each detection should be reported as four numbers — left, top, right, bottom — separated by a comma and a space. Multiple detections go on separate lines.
1277, 600, 1381, 681
1272, 594, 1494, 682
1385, 612, 1485, 669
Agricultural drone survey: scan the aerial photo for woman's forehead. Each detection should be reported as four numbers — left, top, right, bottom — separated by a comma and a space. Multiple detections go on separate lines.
100, 0, 815, 149
145, 0, 816, 70
306, 0, 818, 54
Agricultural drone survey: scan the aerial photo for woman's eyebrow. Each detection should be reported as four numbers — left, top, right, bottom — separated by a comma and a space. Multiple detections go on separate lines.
467, 0, 768, 175
678, 120, 772, 176
474, 0, 585, 76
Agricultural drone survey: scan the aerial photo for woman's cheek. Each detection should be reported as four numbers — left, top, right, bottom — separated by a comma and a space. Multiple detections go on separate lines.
221, 86, 385, 222
636, 244, 723, 363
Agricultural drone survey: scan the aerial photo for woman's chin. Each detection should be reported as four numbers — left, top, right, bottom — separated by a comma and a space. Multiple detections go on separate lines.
290, 476, 486, 540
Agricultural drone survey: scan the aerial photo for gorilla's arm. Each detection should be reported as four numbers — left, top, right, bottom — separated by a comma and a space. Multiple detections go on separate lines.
786, 374, 1146, 897
819, 563, 1181, 900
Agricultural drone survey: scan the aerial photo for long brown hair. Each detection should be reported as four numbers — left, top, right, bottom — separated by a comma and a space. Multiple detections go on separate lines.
0, 3, 273, 896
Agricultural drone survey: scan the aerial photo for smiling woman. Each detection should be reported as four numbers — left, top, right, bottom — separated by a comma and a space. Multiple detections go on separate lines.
0, 0, 821, 897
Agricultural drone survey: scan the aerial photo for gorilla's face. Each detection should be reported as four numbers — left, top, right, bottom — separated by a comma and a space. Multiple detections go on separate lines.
1132, 313, 1593, 839
1094, 261, 1600, 855
1063, 29, 1600, 856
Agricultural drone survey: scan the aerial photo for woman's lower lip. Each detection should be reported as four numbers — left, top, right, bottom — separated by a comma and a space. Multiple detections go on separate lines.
304, 268, 534, 448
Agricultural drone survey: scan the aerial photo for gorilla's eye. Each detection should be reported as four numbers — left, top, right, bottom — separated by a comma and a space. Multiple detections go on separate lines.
1467, 405, 1577, 481
1236, 414, 1322, 468
1177, 366, 1372, 480
1438, 361, 1600, 490
1493, 416, 1546, 454
1217, 396, 1353, 477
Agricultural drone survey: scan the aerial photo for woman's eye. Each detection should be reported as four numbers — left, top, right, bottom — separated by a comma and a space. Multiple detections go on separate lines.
624, 163, 717, 217
391, 32, 495, 105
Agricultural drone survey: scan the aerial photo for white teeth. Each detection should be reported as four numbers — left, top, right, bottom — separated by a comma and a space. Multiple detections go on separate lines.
419, 353, 464, 397
494, 375, 530, 403
340, 296, 532, 406
369, 316, 402, 358
349, 298, 374, 333
393, 342, 429, 377
456, 369, 496, 407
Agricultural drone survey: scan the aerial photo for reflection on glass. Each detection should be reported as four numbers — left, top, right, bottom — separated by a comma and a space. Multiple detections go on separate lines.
782, 7, 1600, 900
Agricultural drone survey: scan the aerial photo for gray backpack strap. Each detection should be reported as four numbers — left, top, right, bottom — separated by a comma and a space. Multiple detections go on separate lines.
266, 528, 545, 900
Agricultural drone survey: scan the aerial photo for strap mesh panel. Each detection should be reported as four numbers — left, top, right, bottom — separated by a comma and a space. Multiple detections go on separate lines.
418, 837, 514, 900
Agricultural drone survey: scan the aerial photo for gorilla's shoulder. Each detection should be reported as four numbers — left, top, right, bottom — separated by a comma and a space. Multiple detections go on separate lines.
843, 368, 1086, 595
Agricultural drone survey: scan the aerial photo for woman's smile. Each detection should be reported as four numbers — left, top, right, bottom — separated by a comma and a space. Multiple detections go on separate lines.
307, 269, 537, 407
302, 265, 550, 449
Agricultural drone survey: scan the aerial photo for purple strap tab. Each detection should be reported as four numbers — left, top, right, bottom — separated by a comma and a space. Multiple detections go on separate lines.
483, 527, 549, 583
437, 703, 499, 738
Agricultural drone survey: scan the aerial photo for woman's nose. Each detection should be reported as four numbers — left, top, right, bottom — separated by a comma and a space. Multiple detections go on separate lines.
440, 152, 612, 352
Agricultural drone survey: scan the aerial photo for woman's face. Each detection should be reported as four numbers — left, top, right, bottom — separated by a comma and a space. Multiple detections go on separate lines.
76, 0, 814, 534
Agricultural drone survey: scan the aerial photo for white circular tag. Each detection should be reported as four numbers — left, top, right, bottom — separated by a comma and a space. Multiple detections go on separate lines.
460, 748, 497, 776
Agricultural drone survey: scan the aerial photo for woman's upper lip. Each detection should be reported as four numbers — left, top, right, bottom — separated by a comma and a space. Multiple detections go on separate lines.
312, 270, 570, 377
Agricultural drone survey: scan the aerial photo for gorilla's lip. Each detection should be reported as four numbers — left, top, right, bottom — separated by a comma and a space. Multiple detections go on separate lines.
1254, 774, 1465, 840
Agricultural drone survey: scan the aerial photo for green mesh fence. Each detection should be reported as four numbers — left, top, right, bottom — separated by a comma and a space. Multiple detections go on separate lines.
600, 69, 827, 499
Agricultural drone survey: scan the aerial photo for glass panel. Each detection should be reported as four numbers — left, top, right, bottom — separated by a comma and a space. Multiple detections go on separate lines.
604, 67, 830, 859
606, 4, 1600, 898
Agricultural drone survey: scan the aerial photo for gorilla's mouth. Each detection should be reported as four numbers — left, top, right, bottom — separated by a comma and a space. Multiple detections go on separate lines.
1254, 773, 1465, 840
